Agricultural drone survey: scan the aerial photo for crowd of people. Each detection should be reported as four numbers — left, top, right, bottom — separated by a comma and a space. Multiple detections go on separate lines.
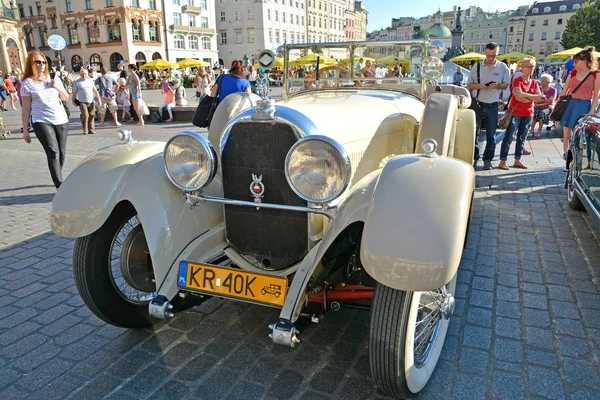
468, 42, 600, 171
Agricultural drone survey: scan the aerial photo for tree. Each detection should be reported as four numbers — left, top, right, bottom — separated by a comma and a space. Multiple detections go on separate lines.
524, 49, 536, 57
561, 1, 600, 50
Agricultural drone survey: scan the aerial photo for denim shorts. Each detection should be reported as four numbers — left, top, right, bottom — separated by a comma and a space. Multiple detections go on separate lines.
0, 89, 6, 101
560, 98, 591, 129
131, 92, 140, 101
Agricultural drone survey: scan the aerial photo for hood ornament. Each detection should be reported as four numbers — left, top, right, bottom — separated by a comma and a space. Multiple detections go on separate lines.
250, 174, 265, 206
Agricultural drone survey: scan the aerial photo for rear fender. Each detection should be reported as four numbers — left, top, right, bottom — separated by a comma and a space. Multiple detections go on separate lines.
360, 155, 474, 291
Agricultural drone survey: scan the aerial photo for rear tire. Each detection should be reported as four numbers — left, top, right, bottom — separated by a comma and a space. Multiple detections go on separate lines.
567, 163, 585, 211
73, 204, 157, 328
369, 275, 457, 398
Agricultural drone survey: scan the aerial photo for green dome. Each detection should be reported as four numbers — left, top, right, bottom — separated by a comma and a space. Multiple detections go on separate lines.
426, 23, 451, 38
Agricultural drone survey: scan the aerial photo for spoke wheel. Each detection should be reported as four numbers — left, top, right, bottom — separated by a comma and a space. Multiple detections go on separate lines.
369, 274, 457, 398
73, 205, 157, 328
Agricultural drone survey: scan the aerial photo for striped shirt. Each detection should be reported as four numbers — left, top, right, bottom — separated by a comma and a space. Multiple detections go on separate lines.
20, 77, 69, 125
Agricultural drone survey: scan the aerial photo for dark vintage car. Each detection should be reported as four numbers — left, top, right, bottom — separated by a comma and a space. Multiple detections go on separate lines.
568, 113, 600, 231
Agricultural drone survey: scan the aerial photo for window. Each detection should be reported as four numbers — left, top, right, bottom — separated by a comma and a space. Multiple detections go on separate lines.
555, 31, 561, 39
518, 25, 523, 32
573, 4, 580, 10
470, 32, 474, 40
248, 29, 255, 43
85, 0, 92, 9
201, 36, 210, 50
90, 54, 102, 70
301, 16, 304, 25
152, 52, 162, 60
109, 52, 123, 71
149, 0, 156, 8
50, 15, 57, 29
248, 9, 254, 19
296, 15, 299, 24
275, 11, 278, 21
529, 33, 534, 41
87, 21, 100, 43
268, 30, 272, 44
174, 13, 182, 25
173, 0, 180, 4
554, 45, 559, 52
200, 0, 207, 8
189, 15, 195, 26
530, 20, 536, 27
559, 5, 566, 11
132, 19, 143, 41
282, 12, 285, 23
235, 30, 242, 43
71, 55, 83, 72
36, 1, 41, 15
24, 26, 34, 48
539, 45, 545, 54
558, 18, 563, 25
234, 10, 240, 20
107, 0, 113, 5
107, 19, 121, 41
201, 17, 208, 27
509, 26, 513, 33
267, 10, 270, 20
149, 21, 159, 41
275, 30, 280, 43
544, 6, 550, 12
68, 23, 80, 44
189, 35, 198, 49
18, 4, 24, 18
220, 31, 227, 44
28, 6, 33, 16
131, 0, 138, 6
174, 34, 184, 48
220, 11, 225, 22
543, 19, 548, 25
39, 25, 48, 46
532, 8, 538, 13
541, 32, 547, 40
65, 0, 72, 12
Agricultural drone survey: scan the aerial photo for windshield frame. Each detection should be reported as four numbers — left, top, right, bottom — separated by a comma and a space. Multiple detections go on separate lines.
280, 40, 432, 100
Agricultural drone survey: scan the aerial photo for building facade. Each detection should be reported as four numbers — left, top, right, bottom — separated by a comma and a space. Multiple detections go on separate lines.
353, 1, 367, 41
16, 0, 165, 72
0, 2, 27, 73
215, 0, 306, 66
523, 0, 582, 62
505, 6, 529, 53
462, 9, 510, 53
163, 0, 218, 65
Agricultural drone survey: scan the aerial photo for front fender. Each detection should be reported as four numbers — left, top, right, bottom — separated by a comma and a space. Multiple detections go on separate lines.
51, 141, 166, 238
360, 155, 474, 291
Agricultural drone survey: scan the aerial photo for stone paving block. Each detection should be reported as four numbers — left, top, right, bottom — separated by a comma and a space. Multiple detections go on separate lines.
0, 386, 29, 400
527, 349, 559, 368
69, 351, 120, 380
494, 338, 523, 363
54, 323, 95, 345
522, 271, 544, 284
496, 301, 521, 319
11, 342, 61, 372
336, 377, 375, 400
309, 365, 345, 394
582, 308, 600, 329
570, 390, 600, 400
16, 358, 74, 391
0, 367, 23, 390
440, 335, 458, 362
462, 325, 492, 349
563, 358, 600, 389
497, 273, 518, 288
555, 319, 586, 338
195, 368, 240, 399
492, 371, 526, 400
551, 300, 580, 320
576, 293, 600, 310
120, 363, 172, 397
558, 336, 590, 357
523, 292, 549, 310
458, 347, 488, 375
526, 327, 555, 350
528, 366, 566, 400
472, 276, 495, 291
73, 375, 122, 399
495, 316, 521, 339
451, 374, 488, 400
151, 379, 192, 400
496, 286, 519, 302
523, 308, 551, 328
469, 290, 494, 308
523, 282, 546, 294
0, 332, 46, 358
466, 307, 492, 327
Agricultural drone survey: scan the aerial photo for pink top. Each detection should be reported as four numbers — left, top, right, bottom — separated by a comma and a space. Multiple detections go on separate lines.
164, 90, 175, 104
569, 70, 599, 100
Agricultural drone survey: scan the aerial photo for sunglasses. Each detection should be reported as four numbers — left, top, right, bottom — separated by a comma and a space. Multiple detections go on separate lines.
34, 60, 47, 65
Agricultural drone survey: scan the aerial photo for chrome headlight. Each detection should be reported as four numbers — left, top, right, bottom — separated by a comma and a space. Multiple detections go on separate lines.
163, 131, 217, 192
285, 136, 351, 203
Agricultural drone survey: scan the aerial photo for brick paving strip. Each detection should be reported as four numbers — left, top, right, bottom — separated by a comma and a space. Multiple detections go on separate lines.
1, 100, 599, 399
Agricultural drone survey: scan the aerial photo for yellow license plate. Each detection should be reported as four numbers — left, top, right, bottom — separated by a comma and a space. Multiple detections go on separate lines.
178, 262, 288, 307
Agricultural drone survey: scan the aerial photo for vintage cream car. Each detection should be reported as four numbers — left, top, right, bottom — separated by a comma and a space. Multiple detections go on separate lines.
51, 40, 476, 398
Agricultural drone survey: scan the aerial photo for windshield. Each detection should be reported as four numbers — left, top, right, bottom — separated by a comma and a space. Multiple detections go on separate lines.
280, 40, 434, 99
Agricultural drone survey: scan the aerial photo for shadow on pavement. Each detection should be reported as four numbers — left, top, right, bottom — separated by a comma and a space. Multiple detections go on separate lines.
0, 193, 55, 206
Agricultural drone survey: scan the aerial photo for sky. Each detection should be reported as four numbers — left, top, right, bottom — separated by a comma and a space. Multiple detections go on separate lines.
366, 0, 531, 32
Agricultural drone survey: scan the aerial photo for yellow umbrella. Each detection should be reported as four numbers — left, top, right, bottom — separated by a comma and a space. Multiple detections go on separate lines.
375, 56, 411, 67
450, 52, 485, 63
339, 56, 375, 66
140, 59, 178, 70
290, 53, 336, 66
253, 57, 285, 69
498, 52, 538, 63
177, 58, 210, 68
548, 47, 600, 60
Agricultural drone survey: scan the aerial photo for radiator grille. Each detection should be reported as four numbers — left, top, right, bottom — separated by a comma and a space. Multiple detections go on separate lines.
221, 120, 308, 270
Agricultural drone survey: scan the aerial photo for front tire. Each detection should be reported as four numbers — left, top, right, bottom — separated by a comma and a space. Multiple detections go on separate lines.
73, 204, 157, 328
369, 275, 457, 398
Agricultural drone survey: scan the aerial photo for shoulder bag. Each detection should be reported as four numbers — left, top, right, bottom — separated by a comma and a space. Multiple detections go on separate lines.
550, 71, 593, 122
498, 78, 532, 129
468, 62, 482, 117
193, 75, 224, 128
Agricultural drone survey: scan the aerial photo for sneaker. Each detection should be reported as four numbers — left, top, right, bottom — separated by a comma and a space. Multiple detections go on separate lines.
473, 158, 479, 168
522, 148, 531, 156
115, 122, 121, 126
483, 160, 493, 170
563, 152, 568, 161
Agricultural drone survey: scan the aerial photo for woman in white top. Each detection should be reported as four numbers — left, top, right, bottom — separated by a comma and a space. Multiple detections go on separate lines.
194, 67, 211, 100
20, 51, 69, 188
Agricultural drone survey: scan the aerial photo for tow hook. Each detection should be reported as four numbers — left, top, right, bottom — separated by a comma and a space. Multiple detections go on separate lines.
268, 320, 300, 347
149, 295, 174, 320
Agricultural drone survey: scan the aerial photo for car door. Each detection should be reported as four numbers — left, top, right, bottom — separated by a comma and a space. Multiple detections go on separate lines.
588, 123, 600, 211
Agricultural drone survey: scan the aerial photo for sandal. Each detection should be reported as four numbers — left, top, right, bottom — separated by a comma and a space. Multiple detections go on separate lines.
498, 162, 510, 170
513, 160, 528, 169
534, 133, 542, 138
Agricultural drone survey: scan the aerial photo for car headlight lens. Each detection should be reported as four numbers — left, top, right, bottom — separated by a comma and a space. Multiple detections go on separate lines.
285, 136, 351, 203
163, 131, 217, 192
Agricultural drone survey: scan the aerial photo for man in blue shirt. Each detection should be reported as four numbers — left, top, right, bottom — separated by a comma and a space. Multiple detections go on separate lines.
562, 56, 574, 81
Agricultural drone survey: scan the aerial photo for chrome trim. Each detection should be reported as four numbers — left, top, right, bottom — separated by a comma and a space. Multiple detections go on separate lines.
252, 98, 276, 120
116, 128, 134, 143
284, 135, 352, 204
575, 180, 600, 221
163, 131, 218, 192
219, 105, 321, 157
422, 138, 439, 158
183, 192, 334, 218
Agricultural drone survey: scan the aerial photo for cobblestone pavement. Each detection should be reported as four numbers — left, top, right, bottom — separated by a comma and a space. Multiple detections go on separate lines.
0, 97, 599, 400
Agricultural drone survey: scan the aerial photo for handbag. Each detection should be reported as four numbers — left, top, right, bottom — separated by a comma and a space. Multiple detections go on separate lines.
138, 98, 150, 116
550, 71, 593, 122
193, 75, 223, 128
498, 103, 517, 130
